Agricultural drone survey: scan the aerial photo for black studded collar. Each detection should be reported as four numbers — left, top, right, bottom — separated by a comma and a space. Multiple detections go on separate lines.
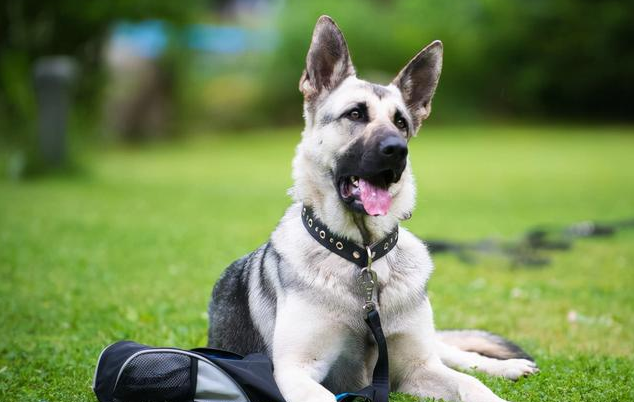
301, 205, 399, 267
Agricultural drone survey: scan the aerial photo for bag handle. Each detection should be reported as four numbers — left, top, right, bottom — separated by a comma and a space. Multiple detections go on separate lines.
190, 347, 244, 360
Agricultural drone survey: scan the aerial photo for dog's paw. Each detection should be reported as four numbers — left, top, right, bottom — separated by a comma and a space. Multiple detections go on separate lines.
287, 391, 337, 402
485, 358, 539, 380
279, 382, 337, 402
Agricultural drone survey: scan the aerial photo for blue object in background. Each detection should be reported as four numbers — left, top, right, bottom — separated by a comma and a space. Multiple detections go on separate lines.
110, 20, 277, 59
185, 25, 277, 54
110, 20, 168, 59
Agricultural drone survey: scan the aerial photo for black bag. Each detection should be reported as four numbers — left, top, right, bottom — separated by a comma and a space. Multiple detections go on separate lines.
93, 311, 388, 402
93, 342, 377, 402
93, 341, 288, 402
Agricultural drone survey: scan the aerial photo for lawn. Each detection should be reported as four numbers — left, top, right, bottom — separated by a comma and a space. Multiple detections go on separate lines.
1, 124, 633, 401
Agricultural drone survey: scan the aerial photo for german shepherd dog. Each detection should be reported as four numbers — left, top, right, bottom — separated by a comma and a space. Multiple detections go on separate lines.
208, 16, 538, 402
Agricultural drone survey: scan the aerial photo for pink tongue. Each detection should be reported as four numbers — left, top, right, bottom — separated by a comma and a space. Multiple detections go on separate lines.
358, 179, 392, 216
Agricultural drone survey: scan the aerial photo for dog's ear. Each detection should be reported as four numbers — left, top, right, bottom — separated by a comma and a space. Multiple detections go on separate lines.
299, 15, 355, 100
392, 40, 443, 125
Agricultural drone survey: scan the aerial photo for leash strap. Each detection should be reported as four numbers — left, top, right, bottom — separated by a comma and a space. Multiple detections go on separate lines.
335, 311, 388, 402
364, 309, 389, 402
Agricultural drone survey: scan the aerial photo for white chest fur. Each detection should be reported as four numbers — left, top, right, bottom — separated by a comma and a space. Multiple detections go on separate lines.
270, 204, 434, 337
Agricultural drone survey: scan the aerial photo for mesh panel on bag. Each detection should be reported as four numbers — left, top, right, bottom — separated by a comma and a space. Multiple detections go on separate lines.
114, 352, 193, 402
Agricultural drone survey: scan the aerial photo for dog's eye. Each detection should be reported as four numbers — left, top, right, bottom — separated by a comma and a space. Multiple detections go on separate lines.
347, 108, 364, 121
394, 116, 407, 130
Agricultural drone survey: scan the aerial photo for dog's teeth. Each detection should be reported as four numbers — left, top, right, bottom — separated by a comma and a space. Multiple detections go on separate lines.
350, 176, 359, 186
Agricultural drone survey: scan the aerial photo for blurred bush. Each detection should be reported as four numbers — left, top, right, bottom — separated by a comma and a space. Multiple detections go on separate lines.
1, 0, 633, 161
0, 0, 204, 175
253, 0, 634, 124
0, 0, 203, 128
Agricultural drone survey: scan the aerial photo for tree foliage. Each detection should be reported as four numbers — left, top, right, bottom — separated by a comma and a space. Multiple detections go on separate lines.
0, 0, 204, 138
258, 0, 634, 122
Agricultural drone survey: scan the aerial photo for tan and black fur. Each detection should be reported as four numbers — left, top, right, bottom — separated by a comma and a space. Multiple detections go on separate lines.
208, 15, 538, 402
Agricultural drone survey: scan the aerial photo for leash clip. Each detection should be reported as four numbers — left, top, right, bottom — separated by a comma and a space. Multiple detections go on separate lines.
358, 246, 377, 313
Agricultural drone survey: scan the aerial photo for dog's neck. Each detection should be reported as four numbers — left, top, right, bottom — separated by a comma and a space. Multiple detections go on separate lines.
352, 213, 374, 245
302, 199, 399, 245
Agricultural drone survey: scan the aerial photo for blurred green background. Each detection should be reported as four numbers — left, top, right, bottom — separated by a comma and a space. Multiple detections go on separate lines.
1, 1, 633, 401
1, 0, 633, 169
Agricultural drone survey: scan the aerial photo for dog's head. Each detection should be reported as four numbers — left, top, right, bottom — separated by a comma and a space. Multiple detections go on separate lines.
293, 16, 442, 231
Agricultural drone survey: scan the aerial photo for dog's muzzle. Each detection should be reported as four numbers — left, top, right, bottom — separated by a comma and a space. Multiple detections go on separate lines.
335, 132, 408, 216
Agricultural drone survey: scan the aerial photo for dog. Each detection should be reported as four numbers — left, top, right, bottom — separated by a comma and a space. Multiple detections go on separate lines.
208, 15, 538, 402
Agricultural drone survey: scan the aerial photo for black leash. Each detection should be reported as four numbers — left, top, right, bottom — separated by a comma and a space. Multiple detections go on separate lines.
364, 310, 389, 402
302, 205, 391, 402
425, 217, 634, 267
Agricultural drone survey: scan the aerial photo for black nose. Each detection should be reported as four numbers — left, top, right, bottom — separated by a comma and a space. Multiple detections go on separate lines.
379, 135, 408, 161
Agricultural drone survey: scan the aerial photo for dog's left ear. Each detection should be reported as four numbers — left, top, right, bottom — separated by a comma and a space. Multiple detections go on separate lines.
392, 40, 443, 125
300, 15, 355, 101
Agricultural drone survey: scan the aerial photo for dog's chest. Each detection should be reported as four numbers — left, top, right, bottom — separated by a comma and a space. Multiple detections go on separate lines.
374, 256, 430, 328
272, 214, 433, 331
275, 224, 432, 320
318, 256, 430, 392
308, 252, 427, 308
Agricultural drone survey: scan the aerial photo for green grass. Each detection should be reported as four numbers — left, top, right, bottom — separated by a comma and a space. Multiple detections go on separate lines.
1, 124, 633, 401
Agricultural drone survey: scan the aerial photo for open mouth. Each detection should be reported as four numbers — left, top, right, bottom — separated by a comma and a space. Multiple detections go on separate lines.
337, 171, 395, 216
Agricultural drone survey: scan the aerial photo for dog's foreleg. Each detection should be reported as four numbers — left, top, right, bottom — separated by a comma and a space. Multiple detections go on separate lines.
436, 340, 538, 380
272, 294, 344, 402
390, 300, 508, 402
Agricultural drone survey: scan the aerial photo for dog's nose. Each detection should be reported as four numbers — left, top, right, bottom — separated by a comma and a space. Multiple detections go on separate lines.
379, 135, 408, 161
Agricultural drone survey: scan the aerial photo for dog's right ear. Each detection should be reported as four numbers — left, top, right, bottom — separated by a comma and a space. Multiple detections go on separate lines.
299, 15, 355, 101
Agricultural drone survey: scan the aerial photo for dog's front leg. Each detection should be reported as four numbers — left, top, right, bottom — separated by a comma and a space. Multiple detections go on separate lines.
272, 293, 344, 402
390, 300, 507, 402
